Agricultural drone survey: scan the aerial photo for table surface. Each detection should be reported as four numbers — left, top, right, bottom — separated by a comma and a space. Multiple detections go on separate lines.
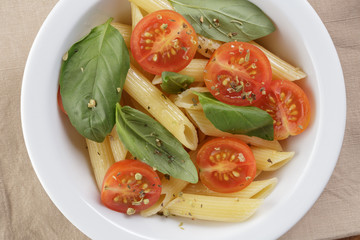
1, 0, 359, 239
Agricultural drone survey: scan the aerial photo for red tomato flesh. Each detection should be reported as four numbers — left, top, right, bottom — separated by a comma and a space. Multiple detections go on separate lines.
204, 41, 272, 106
101, 160, 161, 214
196, 137, 257, 193
255, 79, 311, 140
130, 10, 198, 75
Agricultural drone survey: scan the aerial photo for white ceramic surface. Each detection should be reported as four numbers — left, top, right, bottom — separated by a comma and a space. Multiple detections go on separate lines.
21, 0, 346, 239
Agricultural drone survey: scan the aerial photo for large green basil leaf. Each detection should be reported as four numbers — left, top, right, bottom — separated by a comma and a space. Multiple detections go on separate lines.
160, 71, 195, 94
194, 92, 274, 140
115, 104, 198, 183
168, 0, 275, 42
60, 18, 130, 142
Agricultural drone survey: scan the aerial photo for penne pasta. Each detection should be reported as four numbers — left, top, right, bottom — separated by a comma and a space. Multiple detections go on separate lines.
152, 59, 208, 85
108, 127, 128, 162
165, 193, 263, 222
86, 138, 115, 190
131, 2, 144, 30
172, 87, 209, 110
123, 65, 198, 150
185, 108, 283, 151
129, 0, 172, 13
251, 146, 295, 171
183, 178, 277, 199
141, 175, 189, 217
250, 41, 307, 80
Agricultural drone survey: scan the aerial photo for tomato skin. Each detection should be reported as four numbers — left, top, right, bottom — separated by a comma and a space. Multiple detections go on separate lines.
204, 41, 272, 106
130, 10, 198, 75
196, 137, 257, 193
254, 79, 311, 140
57, 86, 67, 115
101, 160, 161, 214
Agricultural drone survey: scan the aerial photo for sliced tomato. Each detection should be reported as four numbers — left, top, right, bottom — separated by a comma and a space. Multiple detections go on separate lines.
130, 10, 198, 75
101, 159, 161, 214
57, 86, 67, 115
196, 137, 256, 193
204, 41, 272, 106
254, 79, 311, 140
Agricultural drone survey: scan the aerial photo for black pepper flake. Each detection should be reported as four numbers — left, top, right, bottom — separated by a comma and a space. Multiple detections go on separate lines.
152, 184, 155, 186
164, 174, 170, 180
147, 106, 150, 110
267, 159, 273, 164
158, 184, 162, 188
117, 172, 121, 176
169, 19, 176, 22
161, 203, 164, 207
188, 212, 192, 216
183, 23, 188, 28
161, 94, 167, 99
134, 157, 137, 160
97, 152, 100, 156
198, 45, 202, 49
154, 149, 162, 155
127, 184, 131, 189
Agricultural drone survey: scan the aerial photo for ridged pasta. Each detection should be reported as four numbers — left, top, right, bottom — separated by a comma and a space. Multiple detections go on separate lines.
183, 178, 277, 199
251, 146, 295, 171
165, 193, 263, 222
123, 65, 198, 150
86, 138, 115, 190
108, 127, 127, 162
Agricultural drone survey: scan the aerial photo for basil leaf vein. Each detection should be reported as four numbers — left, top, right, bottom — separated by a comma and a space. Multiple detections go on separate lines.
59, 18, 130, 142
115, 104, 198, 183
194, 92, 274, 140
160, 71, 195, 94
168, 0, 275, 42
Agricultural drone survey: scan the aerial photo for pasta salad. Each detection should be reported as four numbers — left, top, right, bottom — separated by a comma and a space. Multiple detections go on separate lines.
58, 0, 310, 222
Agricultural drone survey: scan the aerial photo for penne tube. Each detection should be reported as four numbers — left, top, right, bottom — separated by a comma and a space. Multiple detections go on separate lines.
172, 87, 209, 110
86, 138, 115, 190
129, 0, 172, 13
255, 169, 263, 179
186, 108, 283, 151
110, 22, 131, 47
131, 2, 144, 30
251, 146, 295, 171
124, 65, 198, 150
183, 178, 277, 199
250, 41, 307, 80
165, 193, 263, 222
141, 176, 189, 216
152, 59, 208, 85
108, 127, 128, 162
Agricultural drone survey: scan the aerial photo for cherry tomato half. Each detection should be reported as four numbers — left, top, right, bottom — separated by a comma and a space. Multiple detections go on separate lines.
196, 137, 257, 193
204, 42, 272, 106
254, 79, 311, 140
101, 160, 161, 214
57, 86, 67, 115
130, 10, 198, 75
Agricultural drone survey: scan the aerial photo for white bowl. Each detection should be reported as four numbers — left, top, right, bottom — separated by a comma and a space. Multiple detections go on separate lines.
21, 0, 346, 239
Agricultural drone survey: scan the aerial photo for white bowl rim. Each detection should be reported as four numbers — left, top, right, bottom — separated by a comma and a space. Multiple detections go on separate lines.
21, 0, 346, 239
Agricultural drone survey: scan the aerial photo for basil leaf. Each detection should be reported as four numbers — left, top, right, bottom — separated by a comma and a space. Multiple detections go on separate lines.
169, 0, 275, 42
115, 104, 198, 183
194, 92, 274, 140
60, 18, 130, 142
160, 71, 195, 94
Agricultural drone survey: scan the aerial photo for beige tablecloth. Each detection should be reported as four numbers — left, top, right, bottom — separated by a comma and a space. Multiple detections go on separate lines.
1, 0, 359, 239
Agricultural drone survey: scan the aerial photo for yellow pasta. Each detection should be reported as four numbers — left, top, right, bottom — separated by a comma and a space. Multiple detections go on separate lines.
131, 2, 144, 30
108, 127, 127, 162
165, 193, 263, 222
123, 65, 198, 150
183, 178, 277, 199
86, 138, 115, 190
250, 41, 307, 80
141, 176, 189, 216
172, 87, 209, 110
185, 108, 282, 151
129, 0, 172, 13
152, 59, 208, 85
252, 146, 295, 171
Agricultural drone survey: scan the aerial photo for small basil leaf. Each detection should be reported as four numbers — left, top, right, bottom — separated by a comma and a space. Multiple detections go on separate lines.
160, 71, 195, 94
60, 18, 130, 142
194, 92, 274, 140
115, 104, 198, 183
169, 0, 275, 42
